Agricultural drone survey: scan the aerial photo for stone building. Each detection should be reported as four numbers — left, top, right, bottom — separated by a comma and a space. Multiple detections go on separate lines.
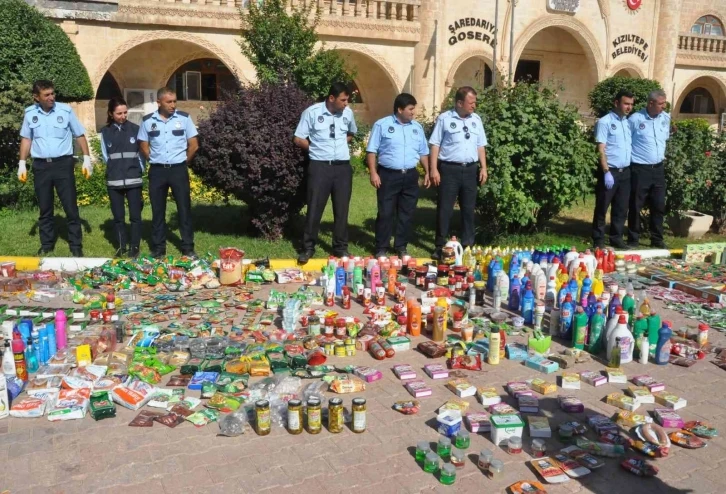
29, 0, 726, 130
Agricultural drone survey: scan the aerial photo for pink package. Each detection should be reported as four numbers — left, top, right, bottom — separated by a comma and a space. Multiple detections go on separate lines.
355, 366, 383, 383
654, 408, 684, 428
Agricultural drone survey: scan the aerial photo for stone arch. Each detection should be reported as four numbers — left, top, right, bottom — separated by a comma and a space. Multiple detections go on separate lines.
445, 49, 497, 90
92, 31, 246, 91
609, 63, 645, 78
326, 41, 403, 92
674, 72, 726, 114
512, 16, 605, 83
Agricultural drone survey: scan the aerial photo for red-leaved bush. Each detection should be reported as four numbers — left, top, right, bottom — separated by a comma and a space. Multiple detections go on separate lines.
192, 83, 313, 239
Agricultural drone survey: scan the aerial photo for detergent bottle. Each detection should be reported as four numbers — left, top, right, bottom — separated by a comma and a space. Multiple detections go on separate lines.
587, 305, 606, 354
654, 321, 672, 365
446, 237, 464, 266
544, 276, 557, 311
522, 282, 535, 324
559, 293, 575, 340
509, 275, 522, 311
572, 307, 589, 350
607, 314, 634, 364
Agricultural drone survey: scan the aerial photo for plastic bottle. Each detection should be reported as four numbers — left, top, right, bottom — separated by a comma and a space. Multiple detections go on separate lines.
522, 282, 535, 324
559, 293, 575, 340
55, 310, 68, 350
607, 314, 634, 364
488, 330, 501, 365
572, 307, 589, 350
1, 340, 15, 376
654, 322, 672, 365
509, 275, 521, 311
638, 335, 649, 364
544, 276, 557, 311
587, 306, 606, 354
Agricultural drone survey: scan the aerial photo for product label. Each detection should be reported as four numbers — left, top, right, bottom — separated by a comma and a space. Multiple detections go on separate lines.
287, 411, 300, 430
353, 410, 366, 431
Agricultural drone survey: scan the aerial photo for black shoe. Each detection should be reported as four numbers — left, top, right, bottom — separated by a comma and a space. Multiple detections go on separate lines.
374, 250, 387, 259
431, 248, 442, 261
651, 241, 669, 249
37, 247, 53, 256
181, 250, 198, 258
297, 250, 314, 264
128, 247, 140, 259
114, 247, 128, 259
151, 250, 167, 259
71, 248, 84, 258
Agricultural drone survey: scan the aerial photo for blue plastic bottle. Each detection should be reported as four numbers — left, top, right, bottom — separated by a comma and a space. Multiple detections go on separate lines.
559, 293, 575, 340
522, 282, 535, 324
654, 321, 673, 365
509, 275, 521, 311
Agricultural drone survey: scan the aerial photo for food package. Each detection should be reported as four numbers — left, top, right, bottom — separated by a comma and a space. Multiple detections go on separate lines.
47, 388, 91, 421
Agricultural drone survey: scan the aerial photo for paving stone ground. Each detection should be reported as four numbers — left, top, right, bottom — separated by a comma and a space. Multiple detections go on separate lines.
0, 284, 724, 494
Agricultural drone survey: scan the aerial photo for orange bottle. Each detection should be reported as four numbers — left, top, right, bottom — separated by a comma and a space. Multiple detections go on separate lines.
388, 267, 397, 295
408, 303, 422, 336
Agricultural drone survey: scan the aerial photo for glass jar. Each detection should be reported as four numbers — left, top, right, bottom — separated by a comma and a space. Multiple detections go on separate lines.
508, 436, 523, 455
439, 463, 456, 485
424, 452, 440, 473
287, 399, 303, 435
328, 398, 344, 433
450, 447, 466, 469
255, 399, 271, 436
455, 429, 470, 449
416, 441, 431, 462
306, 398, 322, 434
477, 449, 493, 470
352, 398, 367, 433
437, 436, 452, 459
531, 439, 546, 458
488, 459, 504, 479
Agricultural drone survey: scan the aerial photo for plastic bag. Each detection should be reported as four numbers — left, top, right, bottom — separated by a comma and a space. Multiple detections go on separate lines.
218, 408, 249, 437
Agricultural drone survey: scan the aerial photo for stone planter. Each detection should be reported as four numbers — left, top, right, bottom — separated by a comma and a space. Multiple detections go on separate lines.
667, 210, 714, 239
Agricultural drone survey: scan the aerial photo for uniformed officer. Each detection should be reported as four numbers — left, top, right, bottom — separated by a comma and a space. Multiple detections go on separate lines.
138, 87, 199, 258
628, 89, 671, 249
100, 97, 144, 258
429, 86, 488, 259
18, 80, 92, 257
591, 89, 634, 250
294, 82, 358, 264
366, 93, 430, 258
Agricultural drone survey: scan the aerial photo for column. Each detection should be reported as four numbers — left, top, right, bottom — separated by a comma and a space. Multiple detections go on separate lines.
653, 0, 683, 100
412, 0, 442, 112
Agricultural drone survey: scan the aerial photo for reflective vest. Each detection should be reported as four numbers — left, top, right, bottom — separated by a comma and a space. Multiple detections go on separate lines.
100, 122, 143, 189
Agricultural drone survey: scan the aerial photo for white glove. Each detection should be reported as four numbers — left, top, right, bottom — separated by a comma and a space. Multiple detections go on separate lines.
17, 160, 27, 182
82, 155, 93, 179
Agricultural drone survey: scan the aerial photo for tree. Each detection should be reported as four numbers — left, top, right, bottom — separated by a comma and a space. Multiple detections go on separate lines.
588, 76, 663, 118
239, 0, 353, 100
475, 82, 598, 238
191, 83, 313, 240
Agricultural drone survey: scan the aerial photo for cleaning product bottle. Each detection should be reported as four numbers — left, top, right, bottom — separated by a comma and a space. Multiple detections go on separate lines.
587, 306, 606, 354
638, 335, 649, 364
522, 282, 535, 324
572, 307, 589, 350
545, 276, 557, 311
55, 310, 67, 350
1, 340, 15, 376
559, 293, 575, 340
654, 321, 672, 365
607, 314, 634, 364
488, 330, 500, 365
647, 311, 661, 357
509, 275, 521, 311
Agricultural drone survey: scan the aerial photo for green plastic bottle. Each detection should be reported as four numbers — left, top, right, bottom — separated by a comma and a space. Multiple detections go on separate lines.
632, 315, 649, 360
647, 312, 661, 356
588, 307, 606, 354
572, 307, 589, 350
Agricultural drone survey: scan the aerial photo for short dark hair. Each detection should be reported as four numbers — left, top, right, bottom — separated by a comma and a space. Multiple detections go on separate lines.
615, 89, 634, 102
393, 93, 417, 113
455, 86, 477, 103
328, 82, 350, 99
32, 80, 54, 95
157, 87, 176, 99
107, 97, 128, 126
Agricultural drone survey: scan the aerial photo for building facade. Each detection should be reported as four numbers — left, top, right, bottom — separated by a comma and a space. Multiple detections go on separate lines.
30, 0, 726, 130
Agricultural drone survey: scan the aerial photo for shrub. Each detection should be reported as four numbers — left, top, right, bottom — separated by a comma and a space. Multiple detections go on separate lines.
474, 82, 597, 238
588, 77, 663, 118
191, 83, 313, 239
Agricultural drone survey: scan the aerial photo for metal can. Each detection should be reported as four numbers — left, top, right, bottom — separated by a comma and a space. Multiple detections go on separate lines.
306, 398, 322, 434
255, 400, 271, 436
328, 397, 344, 433
352, 398, 367, 433
287, 399, 303, 435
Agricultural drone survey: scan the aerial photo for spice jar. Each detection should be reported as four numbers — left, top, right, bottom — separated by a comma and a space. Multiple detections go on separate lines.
306, 398, 322, 434
424, 452, 440, 474
477, 449, 493, 470
352, 398, 367, 433
531, 439, 546, 458
450, 447, 466, 469
508, 436, 523, 455
328, 398, 344, 433
440, 463, 456, 485
287, 399, 303, 435
455, 429, 470, 449
255, 400, 271, 436
416, 441, 431, 462
437, 436, 452, 459
488, 459, 504, 479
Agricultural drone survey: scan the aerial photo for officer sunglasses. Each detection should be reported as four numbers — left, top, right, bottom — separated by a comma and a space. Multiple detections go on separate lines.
462, 125, 471, 140
329, 124, 335, 139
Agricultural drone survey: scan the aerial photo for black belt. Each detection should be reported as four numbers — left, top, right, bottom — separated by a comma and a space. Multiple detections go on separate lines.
311, 159, 349, 166
35, 155, 72, 163
632, 161, 663, 168
440, 160, 478, 168
150, 162, 186, 168
379, 166, 417, 174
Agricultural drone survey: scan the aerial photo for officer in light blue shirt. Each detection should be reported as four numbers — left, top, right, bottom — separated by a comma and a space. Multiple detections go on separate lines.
627, 89, 671, 248
18, 80, 92, 257
138, 87, 199, 258
293, 82, 358, 263
366, 93, 430, 257
591, 89, 634, 250
428, 86, 488, 258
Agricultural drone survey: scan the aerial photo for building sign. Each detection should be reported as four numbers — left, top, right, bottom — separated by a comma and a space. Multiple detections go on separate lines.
626, 0, 642, 11
612, 34, 649, 62
448, 18, 496, 47
547, 0, 580, 13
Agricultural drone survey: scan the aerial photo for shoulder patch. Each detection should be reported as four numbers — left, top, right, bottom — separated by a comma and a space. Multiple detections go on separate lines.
142, 113, 154, 122
175, 111, 189, 117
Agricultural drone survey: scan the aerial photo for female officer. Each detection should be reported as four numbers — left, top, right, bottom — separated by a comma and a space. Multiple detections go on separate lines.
99, 97, 144, 258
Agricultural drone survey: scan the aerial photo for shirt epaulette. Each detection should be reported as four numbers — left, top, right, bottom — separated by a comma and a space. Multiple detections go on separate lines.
142, 113, 154, 122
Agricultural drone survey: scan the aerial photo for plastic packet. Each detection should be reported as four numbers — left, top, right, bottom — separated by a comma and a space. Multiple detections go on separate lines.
218, 408, 249, 437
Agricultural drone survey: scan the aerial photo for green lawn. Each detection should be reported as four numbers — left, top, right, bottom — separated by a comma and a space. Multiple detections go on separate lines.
0, 175, 723, 258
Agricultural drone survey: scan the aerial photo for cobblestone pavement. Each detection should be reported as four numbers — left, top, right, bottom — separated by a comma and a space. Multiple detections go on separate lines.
0, 290, 724, 494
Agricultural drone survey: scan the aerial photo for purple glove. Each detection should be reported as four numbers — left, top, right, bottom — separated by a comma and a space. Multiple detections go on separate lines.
604, 171, 614, 190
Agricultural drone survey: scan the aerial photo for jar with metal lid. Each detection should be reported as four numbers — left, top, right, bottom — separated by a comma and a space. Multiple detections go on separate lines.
306, 398, 322, 434
352, 398, 367, 433
328, 398, 344, 433
255, 399, 271, 436
287, 399, 303, 435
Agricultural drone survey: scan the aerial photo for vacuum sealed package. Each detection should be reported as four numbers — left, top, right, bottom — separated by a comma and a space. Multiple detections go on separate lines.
47, 388, 91, 421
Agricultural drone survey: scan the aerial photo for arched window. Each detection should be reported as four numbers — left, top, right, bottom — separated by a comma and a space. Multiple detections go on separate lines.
691, 15, 724, 36
680, 88, 716, 114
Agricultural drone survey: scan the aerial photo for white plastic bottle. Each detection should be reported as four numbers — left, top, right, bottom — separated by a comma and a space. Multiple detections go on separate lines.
607, 314, 634, 364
